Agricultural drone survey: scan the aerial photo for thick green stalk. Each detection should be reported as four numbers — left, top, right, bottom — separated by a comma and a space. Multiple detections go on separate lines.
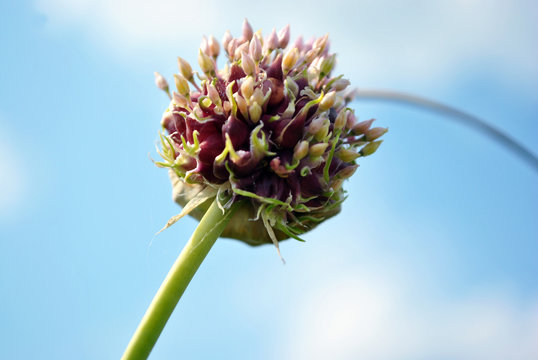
122, 198, 238, 360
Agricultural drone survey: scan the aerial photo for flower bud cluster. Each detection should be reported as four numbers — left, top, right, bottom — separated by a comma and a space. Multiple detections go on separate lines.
155, 20, 386, 247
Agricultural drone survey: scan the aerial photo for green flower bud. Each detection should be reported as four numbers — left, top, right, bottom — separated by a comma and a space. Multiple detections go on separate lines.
241, 51, 256, 76
293, 140, 309, 160
198, 50, 214, 74
249, 102, 262, 122
177, 57, 193, 81
240, 76, 254, 100
309, 142, 329, 157
360, 140, 383, 156
173, 74, 190, 97
319, 91, 336, 111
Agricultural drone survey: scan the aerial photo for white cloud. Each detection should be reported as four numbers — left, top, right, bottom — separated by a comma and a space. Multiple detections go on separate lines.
279, 263, 538, 360
34, 0, 537, 88
0, 129, 26, 222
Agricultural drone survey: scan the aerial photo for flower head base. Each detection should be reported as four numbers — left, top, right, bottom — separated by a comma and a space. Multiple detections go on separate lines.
155, 20, 386, 253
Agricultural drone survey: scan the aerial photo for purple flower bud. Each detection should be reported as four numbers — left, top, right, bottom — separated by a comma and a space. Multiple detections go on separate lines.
249, 35, 263, 62
242, 19, 253, 41
265, 29, 279, 52
293, 35, 304, 52
278, 25, 290, 48
222, 115, 249, 148
157, 21, 385, 247
332, 78, 350, 92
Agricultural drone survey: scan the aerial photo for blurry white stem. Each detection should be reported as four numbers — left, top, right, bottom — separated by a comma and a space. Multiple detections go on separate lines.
354, 89, 538, 172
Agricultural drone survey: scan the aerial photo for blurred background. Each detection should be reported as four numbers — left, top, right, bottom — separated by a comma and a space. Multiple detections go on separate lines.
1, 0, 537, 359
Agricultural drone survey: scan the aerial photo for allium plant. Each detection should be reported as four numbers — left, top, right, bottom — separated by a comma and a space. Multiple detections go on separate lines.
122, 20, 385, 360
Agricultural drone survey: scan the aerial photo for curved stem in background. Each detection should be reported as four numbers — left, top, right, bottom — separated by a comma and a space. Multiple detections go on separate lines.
122, 199, 239, 360
354, 89, 538, 172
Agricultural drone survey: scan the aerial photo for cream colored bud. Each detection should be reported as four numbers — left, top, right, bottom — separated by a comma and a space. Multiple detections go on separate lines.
222, 31, 232, 53
200, 36, 209, 55
336, 164, 358, 179
154, 72, 169, 92
207, 35, 220, 57
365, 127, 388, 141
282, 47, 299, 72
177, 57, 193, 80
173, 74, 190, 96
234, 42, 249, 61
223, 100, 232, 112
293, 35, 304, 52
249, 102, 262, 122
309, 143, 329, 157
346, 111, 357, 129
334, 109, 347, 130
315, 121, 330, 141
332, 78, 350, 91
307, 116, 325, 135
293, 140, 309, 160
250, 87, 264, 105
352, 119, 375, 134
241, 51, 256, 76
240, 76, 254, 100
242, 18, 253, 40
284, 77, 299, 97
360, 140, 383, 156
234, 93, 248, 118
207, 83, 221, 105
198, 50, 214, 74
336, 148, 360, 162
304, 49, 317, 64
320, 54, 336, 76
313, 34, 329, 53
319, 91, 336, 111
249, 35, 263, 62
227, 39, 238, 59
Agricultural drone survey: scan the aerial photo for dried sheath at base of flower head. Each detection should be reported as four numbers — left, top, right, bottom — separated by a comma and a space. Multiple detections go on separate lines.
154, 19, 386, 251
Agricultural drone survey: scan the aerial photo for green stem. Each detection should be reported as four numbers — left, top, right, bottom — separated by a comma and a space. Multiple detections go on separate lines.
122, 198, 238, 360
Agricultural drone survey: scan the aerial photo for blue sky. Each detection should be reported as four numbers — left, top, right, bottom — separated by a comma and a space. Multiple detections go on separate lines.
1, 1, 537, 359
